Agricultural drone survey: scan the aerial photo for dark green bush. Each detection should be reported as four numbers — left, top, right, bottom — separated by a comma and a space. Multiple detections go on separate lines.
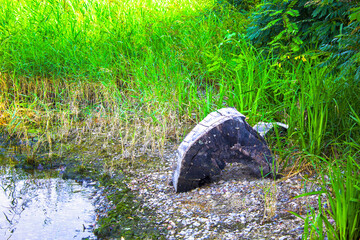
246, 0, 359, 55
246, 0, 311, 54
320, 6, 360, 82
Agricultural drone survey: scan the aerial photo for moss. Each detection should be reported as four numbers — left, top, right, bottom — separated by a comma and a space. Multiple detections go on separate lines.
94, 173, 165, 239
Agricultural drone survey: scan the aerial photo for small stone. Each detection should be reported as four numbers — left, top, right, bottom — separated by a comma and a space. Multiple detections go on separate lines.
118, 146, 327, 240
193, 222, 200, 227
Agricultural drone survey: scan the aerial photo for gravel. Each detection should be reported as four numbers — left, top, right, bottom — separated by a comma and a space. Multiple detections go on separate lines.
126, 151, 328, 240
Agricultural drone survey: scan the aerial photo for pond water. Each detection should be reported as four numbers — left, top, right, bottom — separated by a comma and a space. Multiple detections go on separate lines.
0, 167, 97, 240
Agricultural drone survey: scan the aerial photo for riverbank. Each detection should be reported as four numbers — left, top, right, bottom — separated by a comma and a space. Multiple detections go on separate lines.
125, 149, 327, 240
1, 0, 359, 238
0, 133, 345, 239
0, 134, 167, 239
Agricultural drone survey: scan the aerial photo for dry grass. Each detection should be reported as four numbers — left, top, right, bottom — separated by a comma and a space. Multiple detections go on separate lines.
259, 179, 278, 221
0, 74, 188, 168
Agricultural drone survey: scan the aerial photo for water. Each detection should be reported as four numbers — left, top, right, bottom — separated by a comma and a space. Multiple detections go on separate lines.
0, 167, 97, 240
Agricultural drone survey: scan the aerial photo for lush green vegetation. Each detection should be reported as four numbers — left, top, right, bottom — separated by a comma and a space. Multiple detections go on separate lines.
0, 0, 359, 239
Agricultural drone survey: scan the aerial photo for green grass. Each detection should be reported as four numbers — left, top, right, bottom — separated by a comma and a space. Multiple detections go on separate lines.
290, 149, 360, 240
1, 0, 360, 239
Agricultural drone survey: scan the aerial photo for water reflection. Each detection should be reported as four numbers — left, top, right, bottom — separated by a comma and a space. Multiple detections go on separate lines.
0, 167, 96, 240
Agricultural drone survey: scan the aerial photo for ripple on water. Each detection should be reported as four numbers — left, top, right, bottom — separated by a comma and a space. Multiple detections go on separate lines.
0, 167, 96, 240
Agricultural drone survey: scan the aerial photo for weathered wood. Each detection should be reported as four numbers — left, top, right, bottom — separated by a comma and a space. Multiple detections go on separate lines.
172, 108, 275, 192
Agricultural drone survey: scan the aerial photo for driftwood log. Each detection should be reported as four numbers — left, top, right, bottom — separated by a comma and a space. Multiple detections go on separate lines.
172, 108, 275, 192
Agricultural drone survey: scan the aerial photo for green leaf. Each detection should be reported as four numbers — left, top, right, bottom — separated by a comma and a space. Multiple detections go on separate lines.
270, 10, 284, 17
261, 19, 282, 31
349, 7, 360, 22
350, 197, 360, 203
290, 43, 300, 52
225, 32, 236, 40
293, 36, 303, 45
292, 190, 327, 199
269, 30, 286, 44
286, 9, 299, 17
207, 63, 220, 72
288, 211, 305, 220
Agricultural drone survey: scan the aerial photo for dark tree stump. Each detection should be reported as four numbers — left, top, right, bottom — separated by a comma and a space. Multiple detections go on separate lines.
172, 108, 275, 192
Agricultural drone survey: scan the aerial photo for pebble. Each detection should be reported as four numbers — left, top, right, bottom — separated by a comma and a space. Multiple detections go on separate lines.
124, 152, 329, 240
193, 222, 200, 227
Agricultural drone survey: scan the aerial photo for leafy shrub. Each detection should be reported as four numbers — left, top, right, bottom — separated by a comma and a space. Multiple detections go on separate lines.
246, 0, 359, 55
306, 0, 356, 46
320, 6, 360, 82
246, 0, 313, 54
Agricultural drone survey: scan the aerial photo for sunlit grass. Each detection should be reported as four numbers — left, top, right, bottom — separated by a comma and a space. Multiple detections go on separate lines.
0, 0, 215, 78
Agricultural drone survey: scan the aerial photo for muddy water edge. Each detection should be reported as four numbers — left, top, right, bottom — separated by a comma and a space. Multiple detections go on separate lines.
0, 134, 167, 239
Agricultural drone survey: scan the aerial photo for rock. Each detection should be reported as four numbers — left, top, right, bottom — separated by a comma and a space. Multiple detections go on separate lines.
172, 108, 275, 192
252, 122, 289, 137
